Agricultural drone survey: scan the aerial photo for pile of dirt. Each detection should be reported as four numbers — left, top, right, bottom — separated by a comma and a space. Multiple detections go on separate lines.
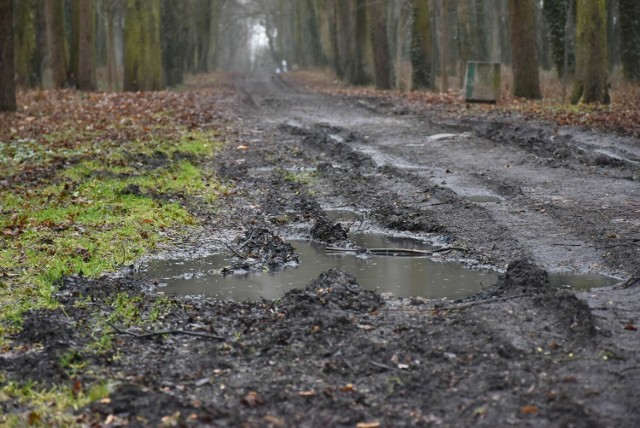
310, 216, 349, 243
222, 227, 299, 274
373, 201, 443, 233
262, 172, 323, 222
479, 259, 596, 340
282, 269, 383, 314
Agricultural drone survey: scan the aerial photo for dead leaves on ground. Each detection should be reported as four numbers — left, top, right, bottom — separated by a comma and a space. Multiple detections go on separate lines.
289, 70, 640, 138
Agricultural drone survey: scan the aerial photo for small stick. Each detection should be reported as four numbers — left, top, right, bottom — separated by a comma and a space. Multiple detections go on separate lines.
108, 322, 225, 341
325, 246, 468, 256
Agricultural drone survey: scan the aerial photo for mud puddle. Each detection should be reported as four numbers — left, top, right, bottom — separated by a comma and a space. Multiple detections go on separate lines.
139, 235, 498, 300
138, 232, 616, 301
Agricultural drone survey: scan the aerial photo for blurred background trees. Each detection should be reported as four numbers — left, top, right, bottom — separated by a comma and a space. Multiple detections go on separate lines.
2, 0, 639, 109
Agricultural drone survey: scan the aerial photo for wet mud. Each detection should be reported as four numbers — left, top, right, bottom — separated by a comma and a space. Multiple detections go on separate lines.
3, 73, 640, 426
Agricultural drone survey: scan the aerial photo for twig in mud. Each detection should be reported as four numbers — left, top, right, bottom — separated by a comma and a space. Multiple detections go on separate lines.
550, 243, 583, 247
435, 294, 534, 310
597, 243, 639, 250
225, 242, 247, 259
370, 361, 397, 371
108, 322, 225, 341
325, 246, 469, 256
616, 277, 640, 289
591, 306, 639, 312
380, 294, 534, 312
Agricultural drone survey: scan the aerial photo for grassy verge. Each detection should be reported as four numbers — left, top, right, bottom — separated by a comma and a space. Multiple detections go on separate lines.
0, 88, 228, 425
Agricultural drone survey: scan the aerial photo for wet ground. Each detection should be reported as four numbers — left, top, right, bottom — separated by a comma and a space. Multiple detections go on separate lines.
3, 73, 640, 426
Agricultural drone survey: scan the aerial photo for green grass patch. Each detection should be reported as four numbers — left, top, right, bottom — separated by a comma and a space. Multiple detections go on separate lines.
0, 128, 225, 342
0, 375, 113, 427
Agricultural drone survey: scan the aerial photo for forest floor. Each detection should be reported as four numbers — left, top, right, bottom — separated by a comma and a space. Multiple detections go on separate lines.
1, 71, 640, 427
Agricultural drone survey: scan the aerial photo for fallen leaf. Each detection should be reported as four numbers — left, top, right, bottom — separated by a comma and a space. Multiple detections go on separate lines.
298, 389, 317, 397
473, 406, 487, 417
263, 415, 286, 427
241, 390, 264, 407
624, 324, 637, 331
356, 422, 380, 428
521, 405, 539, 415
72, 379, 83, 396
27, 411, 41, 425
339, 383, 355, 393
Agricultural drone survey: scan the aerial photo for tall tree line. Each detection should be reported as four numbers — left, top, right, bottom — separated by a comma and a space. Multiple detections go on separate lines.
263, 0, 637, 103
2, 0, 229, 98
2, 0, 640, 112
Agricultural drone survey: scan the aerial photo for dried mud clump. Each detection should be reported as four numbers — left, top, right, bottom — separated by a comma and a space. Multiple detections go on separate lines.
491, 259, 552, 297
310, 216, 349, 243
374, 202, 443, 233
222, 227, 299, 274
489, 259, 596, 339
282, 269, 383, 313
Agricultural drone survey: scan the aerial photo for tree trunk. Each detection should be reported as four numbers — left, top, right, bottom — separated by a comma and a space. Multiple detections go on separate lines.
571, 0, 608, 104
14, 0, 36, 88
76, 0, 95, 90
508, 0, 542, 99
619, 0, 640, 82
0, 0, 16, 111
440, 0, 449, 91
207, 0, 223, 71
411, 0, 433, 89
124, 0, 163, 91
368, 0, 391, 89
161, 0, 187, 87
543, 0, 576, 78
44, 0, 68, 88
351, 0, 371, 85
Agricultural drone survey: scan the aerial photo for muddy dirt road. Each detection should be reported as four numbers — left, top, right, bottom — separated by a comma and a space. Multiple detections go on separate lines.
4, 73, 640, 427
233, 73, 639, 278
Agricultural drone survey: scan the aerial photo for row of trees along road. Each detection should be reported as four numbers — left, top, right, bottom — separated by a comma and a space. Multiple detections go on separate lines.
1, 0, 640, 112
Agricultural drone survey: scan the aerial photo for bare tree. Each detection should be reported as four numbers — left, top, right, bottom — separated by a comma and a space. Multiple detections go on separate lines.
0, 0, 16, 111
76, 0, 95, 90
44, 0, 68, 88
508, 0, 541, 99
411, 0, 433, 89
369, 0, 392, 89
571, 0, 609, 104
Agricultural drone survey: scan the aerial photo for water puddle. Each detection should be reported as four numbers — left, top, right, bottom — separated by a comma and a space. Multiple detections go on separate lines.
467, 195, 502, 203
137, 233, 618, 301
549, 273, 618, 291
138, 234, 497, 300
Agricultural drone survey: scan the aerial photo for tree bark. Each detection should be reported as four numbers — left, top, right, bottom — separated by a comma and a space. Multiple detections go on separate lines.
14, 0, 36, 87
0, 0, 16, 111
352, 0, 371, 85
161, 0, 187, 87
368, 0, 392, 89
440, 0, 449, 91
543, 0, 576, 78
44, 0, 68, 88
76, 0, 95, 90
411, 0, 433, 89
124, 0, 163, 91
619, 0, 640, 82
508, 0, 542, 99
571, 0, 608, 104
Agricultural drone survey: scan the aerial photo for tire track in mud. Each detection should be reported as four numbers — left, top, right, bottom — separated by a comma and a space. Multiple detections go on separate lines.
235, 73, 638, 277
280, 121, 613, 275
